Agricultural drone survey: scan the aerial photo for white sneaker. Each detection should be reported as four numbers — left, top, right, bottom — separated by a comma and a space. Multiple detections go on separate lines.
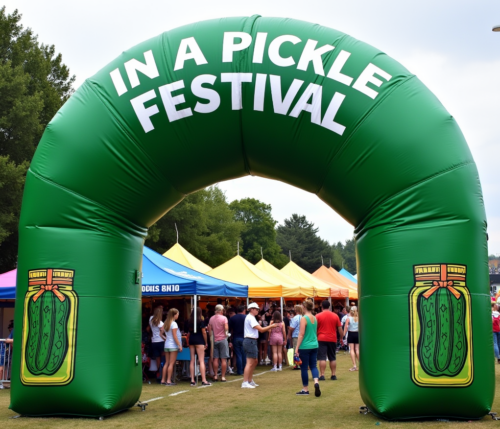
0, 384, 4, 390
278, 366, 282, 371
241, 382, 255, 389
250, 380, 259, 387
270, 367, 277, 372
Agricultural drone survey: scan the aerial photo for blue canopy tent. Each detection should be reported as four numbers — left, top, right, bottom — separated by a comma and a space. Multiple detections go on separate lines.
0, 250, 248, 298
142, 246, 248, 297
339, 268, 357, 284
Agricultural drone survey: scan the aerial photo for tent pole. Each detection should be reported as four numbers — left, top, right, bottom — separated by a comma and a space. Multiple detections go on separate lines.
280, 297, 283, 320
194, 295, 197, 333
345, 297, 349, 307
246, 297, 249, 308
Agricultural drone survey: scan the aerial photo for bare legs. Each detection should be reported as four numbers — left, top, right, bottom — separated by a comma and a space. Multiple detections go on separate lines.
190, 345, 208, 384
319, 360, 337, 377
271, 345, 282, 367
349, 343, 359, 370
259, 341, 268, 363
243, 357, 258, 383
213, 357, 227, 380
162, 351, 178, 383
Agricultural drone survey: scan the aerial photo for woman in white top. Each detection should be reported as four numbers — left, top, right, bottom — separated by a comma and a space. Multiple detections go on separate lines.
343, 306, 359, 371
149, 306, 164, 374
161, 308, 183, 386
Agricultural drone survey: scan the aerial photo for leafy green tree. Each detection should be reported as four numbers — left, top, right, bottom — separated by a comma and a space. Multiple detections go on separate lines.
330, 245, 344, 271
331, 238, 357, 274
276, 214, 331, 273
342, 238, 357, 274
0, 157, 28, 270
229, 198, 288, 268
146, 186, 244, 267
0, 7, 75, 272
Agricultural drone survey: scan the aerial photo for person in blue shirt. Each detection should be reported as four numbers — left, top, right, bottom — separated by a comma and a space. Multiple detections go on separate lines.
229, 305, 247, 375
288, 305, 303, 370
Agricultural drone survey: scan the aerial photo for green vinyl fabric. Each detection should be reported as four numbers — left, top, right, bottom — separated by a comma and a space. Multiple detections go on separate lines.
11, 16, 492, 420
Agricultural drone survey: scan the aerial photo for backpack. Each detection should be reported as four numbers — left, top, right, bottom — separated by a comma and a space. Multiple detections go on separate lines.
493, 314, 500, 333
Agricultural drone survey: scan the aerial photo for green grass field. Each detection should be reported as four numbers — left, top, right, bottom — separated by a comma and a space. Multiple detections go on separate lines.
0, 352, 499, 428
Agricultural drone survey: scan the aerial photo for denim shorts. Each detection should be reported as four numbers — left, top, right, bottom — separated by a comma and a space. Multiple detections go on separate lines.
243, 338, 258, 359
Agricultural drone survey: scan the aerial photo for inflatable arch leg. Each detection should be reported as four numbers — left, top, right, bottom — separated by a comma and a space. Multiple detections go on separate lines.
11, 16, 493, 419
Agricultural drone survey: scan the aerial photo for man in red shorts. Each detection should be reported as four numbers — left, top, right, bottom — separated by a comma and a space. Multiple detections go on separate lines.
316, 300, 343, 380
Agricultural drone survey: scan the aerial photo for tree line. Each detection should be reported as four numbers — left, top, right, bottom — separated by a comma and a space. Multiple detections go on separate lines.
0, 8, 357, 275
145, 186, 357, 274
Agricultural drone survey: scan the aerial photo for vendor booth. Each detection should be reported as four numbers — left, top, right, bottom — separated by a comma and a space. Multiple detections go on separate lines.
208, 255, 283, 298
255, 258, 315, 298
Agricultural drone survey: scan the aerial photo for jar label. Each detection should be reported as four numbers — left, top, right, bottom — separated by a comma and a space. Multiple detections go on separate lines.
20, 269, 78, 386
409, 264, 473, 387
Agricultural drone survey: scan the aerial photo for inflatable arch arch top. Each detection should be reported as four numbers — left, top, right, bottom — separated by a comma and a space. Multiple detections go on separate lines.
11, 16, 492, 419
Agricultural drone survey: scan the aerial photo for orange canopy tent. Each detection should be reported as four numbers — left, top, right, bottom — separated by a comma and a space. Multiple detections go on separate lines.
329, 267, 358, 300
312, 265, 358, 299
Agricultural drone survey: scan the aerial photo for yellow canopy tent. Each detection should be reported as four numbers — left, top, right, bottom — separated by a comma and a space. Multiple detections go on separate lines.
163, 243, 212, 273
313, 265, 357, 299
281, 261, 348, 298
328, 267, 358, 300
207, 255, 282, 298
255, 259, 315, 298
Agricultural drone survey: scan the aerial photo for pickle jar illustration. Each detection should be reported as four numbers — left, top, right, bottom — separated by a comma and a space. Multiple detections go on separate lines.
409, 264, 473, 387
21, 269, 78, 386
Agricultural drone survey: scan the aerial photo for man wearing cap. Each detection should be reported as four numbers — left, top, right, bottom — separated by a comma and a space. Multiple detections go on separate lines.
208, 304, 229, 382
242, 303, 276, 389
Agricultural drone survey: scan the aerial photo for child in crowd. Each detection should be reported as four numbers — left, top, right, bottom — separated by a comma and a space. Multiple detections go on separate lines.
269, 311, 287, 371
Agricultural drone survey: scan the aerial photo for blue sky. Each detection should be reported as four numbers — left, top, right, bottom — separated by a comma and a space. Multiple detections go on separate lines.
5, 0, 500, 254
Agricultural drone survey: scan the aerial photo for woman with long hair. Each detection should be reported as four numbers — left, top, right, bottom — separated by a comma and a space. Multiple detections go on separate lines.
161, 308, 182, 385
294, 299, 321, 397
188, 307, 211, 386
257, 312, 269, 365
269, 311, 286, 371
343, 306, 359, 371
149, 306, 164, 375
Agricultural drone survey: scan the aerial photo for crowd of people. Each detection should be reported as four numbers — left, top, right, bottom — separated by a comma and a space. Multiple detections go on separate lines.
145, 298, 359, 396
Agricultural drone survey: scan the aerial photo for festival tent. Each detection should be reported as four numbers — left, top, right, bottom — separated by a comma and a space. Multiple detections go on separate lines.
208, 255, 283, 298
163, 242, 212, 274
281, 261, 348, 298
143, 246, 247, 297
0, 269, 16, 299
255, 259, 315, 298
339, 268, 357, 284
313, 265, 358, 299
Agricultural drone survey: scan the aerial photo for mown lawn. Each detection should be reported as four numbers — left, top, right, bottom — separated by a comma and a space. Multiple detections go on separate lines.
0, 352, 499, 428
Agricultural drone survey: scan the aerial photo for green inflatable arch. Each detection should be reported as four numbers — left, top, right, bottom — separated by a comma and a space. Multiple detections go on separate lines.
11, 16, 493, 419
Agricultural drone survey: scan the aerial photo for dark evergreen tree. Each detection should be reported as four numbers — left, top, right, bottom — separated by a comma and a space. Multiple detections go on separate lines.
276, 214, 331, 273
